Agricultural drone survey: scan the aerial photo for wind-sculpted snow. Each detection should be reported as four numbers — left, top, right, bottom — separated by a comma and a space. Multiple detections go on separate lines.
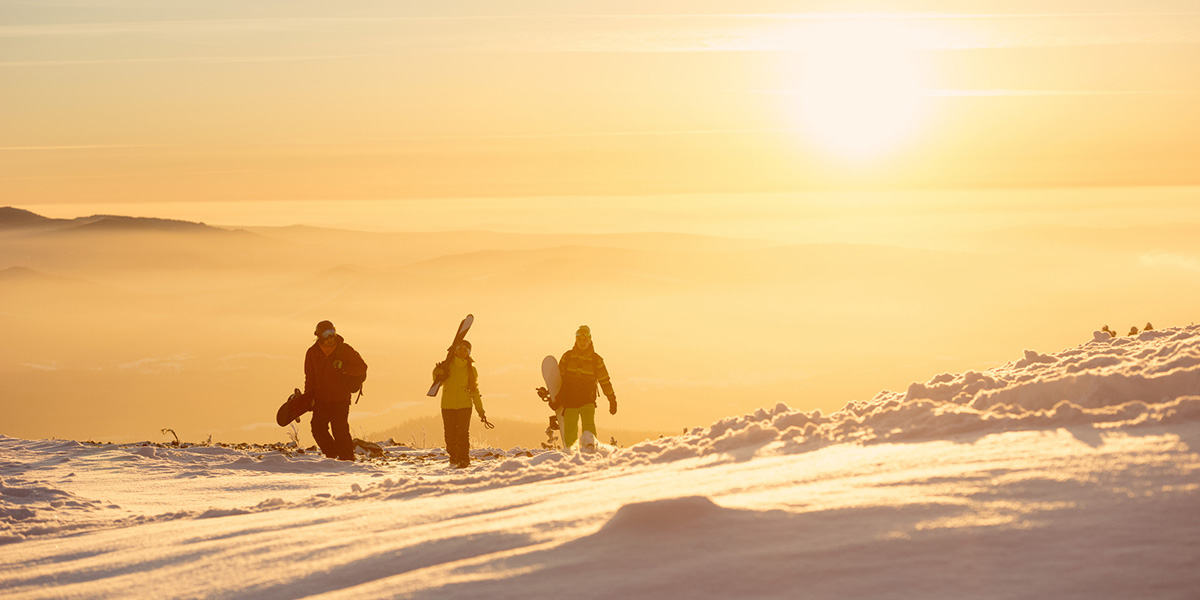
616, 325, 1200, 465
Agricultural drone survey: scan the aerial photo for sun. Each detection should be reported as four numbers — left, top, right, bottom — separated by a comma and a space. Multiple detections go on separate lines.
789, 19, 933, 161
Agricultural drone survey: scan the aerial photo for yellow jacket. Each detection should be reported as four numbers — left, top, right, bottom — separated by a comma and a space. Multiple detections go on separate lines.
434, 357, 485, 415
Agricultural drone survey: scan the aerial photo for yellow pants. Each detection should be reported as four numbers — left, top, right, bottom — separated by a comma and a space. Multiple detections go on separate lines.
561, 403, 597, 448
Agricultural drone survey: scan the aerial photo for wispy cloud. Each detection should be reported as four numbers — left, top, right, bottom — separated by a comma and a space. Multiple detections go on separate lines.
0, 18, 345, 37
0, 144, 169, 150
118, 354, 195, 374
0, 55, 373, 68
927, 89, 1200, 96
2, 13, 1198, 52
1141, 253, 1200, 272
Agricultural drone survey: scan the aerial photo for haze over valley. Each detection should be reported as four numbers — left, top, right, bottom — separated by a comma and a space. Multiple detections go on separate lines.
3, 196, 1198, 448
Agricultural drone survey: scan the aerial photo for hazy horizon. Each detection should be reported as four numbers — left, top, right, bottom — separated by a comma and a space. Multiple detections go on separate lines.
3, 194, 1199, 447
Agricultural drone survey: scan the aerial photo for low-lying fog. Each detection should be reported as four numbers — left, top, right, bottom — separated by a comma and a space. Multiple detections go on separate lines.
3, 189, 1199, 448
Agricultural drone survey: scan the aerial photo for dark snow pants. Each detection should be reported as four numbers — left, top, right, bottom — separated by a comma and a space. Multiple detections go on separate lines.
442, 407, 473, 466
312, 401, 353, 460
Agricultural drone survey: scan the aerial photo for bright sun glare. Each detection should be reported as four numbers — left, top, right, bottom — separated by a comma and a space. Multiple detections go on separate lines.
792, 19, 933, 161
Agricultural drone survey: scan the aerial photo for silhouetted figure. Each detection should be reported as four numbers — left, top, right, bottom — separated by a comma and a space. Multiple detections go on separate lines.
304, 320, 367, 460
558, 325, 617, 449
1128, 326, 1140, 336
1144, 322, 1154, 331
432, 339, 489, 468
1101, 325, 1116, 338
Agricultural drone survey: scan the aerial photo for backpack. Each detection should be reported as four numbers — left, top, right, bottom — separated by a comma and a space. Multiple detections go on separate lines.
331, 345, 367, 401
346, 373, 367, 395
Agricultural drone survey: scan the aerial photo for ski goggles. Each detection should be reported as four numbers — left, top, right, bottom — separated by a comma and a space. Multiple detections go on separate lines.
319, 328, 337, 340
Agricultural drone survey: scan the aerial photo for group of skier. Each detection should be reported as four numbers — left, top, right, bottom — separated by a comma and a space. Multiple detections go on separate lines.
298, 320, 617, 466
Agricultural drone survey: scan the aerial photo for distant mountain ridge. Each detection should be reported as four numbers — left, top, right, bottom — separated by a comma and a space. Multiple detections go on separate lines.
0, 206, 226, 235
0, 206, 57, 228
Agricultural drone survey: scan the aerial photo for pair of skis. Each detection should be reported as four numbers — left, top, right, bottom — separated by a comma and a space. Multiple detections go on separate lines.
426, 314, 494, 430
426, 314, 474, 396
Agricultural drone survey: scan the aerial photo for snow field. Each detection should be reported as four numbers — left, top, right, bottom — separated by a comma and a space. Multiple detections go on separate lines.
2, 326, 1199, 598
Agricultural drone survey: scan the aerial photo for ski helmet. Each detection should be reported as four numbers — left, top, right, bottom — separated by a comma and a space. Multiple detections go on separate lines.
315, 320, 336, 337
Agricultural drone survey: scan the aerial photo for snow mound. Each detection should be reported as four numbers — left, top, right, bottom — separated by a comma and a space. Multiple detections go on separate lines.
599, 496, 725, 533
621, 325, 1200, 464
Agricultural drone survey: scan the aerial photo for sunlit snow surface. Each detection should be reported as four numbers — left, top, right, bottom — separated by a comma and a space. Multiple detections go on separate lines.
3, 327, 1199, 599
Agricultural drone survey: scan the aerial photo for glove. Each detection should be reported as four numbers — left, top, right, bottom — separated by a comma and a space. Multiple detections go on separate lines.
432, 367, 444, 382
608, 398, 618, 415
480, 415, 495, 429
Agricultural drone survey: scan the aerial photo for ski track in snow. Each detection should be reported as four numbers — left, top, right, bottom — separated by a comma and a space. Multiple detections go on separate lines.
2, 326, 1199, 598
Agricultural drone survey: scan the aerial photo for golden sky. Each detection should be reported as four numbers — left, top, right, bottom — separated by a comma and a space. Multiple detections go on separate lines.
3, 0, 1199, 207
4, 2, 1200, 445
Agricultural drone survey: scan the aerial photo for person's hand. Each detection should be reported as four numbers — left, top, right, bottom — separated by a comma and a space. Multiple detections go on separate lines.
480, 415, 495, 429
432, 367, 444, 381
608, 398, 618, 415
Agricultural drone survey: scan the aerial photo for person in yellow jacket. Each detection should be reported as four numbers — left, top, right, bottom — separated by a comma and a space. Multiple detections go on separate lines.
432, 339, 489, 468
557, 325, 617, 449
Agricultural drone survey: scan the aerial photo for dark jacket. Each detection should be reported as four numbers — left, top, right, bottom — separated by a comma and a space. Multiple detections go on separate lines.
304, 336, 368, 405
557, 344, 616, 409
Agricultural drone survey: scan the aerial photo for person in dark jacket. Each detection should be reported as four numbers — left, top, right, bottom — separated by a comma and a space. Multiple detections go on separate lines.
304, 320, 367, 460
557, 325, 616, 449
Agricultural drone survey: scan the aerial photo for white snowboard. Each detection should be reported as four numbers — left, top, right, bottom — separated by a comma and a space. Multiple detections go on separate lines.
540, 355, 562, 401
541, 355, 565, 450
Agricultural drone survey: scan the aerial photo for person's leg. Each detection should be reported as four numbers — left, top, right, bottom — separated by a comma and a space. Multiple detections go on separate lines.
442, 408, 459, 464
580, 403, 597, 444
455, 407, 473, 466
561, 406, 580, 448
330, 402, 353, 460
310, 404, 336, 458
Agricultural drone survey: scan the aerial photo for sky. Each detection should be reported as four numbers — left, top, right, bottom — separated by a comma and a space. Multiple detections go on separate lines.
2, 0, 1199, 210
3, 1, 1200, 446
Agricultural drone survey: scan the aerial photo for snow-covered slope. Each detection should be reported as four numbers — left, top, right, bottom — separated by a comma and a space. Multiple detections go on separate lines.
3, 327, 1198, 599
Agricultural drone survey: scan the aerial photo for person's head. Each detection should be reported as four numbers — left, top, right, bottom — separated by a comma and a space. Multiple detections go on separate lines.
455, 339, 472, 359
315, 320, 339, 348
574, 325, 592, 350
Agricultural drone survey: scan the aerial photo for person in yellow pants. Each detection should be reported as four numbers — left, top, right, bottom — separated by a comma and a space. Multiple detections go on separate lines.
557, 326, 617, 449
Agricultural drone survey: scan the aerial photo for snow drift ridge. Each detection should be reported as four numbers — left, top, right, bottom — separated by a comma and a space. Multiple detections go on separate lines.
617, 325, 1200, 465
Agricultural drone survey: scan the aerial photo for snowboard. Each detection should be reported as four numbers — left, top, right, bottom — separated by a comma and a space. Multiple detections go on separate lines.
352, 438, 384, 458
540, 355, 566, 450
427, 314, 475, 396
540, 355, 562, 402
275, 388, 311, 427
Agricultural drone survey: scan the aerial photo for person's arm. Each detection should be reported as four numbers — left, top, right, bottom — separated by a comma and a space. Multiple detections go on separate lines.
303, 348, 314, 395
470, 365, 486, 418
595, 355, 617, 414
